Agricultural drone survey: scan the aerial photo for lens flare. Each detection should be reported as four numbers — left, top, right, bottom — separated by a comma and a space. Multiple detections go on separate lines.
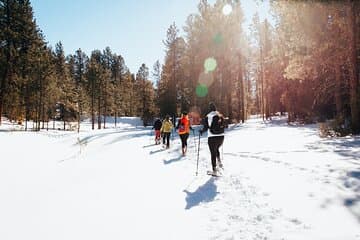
204, 57, 217, 72
213, 33, 223, 45
222, 4, 232, 16
196, 84, 208, 97
198, 71, 214, 87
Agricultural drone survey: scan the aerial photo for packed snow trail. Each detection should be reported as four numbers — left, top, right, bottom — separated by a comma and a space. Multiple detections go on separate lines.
0, 116, 359, 240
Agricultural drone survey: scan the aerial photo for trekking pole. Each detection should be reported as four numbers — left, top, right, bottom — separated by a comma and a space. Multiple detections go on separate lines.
196, 132, 201, 176
193, 129, 196, 154
149, 129, 153, 144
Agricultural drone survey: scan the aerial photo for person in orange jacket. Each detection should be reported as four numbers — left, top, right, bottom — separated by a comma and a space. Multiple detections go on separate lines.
176, 111, 193, 156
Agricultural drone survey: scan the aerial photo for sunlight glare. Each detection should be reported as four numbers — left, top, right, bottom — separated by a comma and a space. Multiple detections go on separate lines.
257, 1, 270, 21
204, 57, 217, 72
198, 71, 214, 87
196, 84, 208, 97
213, 33, 223, 45
222, 4, 232, 16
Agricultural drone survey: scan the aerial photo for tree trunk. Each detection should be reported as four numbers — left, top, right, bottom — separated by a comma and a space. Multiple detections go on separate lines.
0, 94, 3, 126
0, 55, 11, 126
334, 64, 343, 121
0, 2, 12, 126
98, 95, 101, 129
103, 82, 107, 129
25, 85, 29, 131
260, 46, 265, 121
115, 111, 117, 128
348, 1, 360, 133
237, 54, 245, 123
240, 73, 245, 123
91, 85, 95, 130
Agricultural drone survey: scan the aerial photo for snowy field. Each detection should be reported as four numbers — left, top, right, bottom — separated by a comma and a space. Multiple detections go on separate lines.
0, 116, 359, 240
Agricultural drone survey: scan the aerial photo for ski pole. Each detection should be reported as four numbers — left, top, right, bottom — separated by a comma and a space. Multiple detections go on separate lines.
196, 132, 201, 176
192, 129, 196, 154
149, 129, 153, 144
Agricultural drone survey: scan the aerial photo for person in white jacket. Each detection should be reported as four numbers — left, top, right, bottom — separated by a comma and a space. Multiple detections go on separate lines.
199, 102, 225, 174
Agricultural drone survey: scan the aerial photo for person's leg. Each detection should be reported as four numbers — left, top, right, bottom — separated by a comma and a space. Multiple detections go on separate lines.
184, 133, 189, 154
184, 133, 189, 147
208, 137, 217, 172
155, 130, 160, 143
180, 134, 186, 148
180, 134, 186, 154
215, 136, 224, 167
166, 132, 171, 148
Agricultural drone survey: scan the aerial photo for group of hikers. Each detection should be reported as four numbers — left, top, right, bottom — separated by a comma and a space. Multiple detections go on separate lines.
152, 102, 226, 176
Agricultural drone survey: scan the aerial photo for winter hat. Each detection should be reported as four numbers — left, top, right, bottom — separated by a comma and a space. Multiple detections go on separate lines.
209, 102, 216, 112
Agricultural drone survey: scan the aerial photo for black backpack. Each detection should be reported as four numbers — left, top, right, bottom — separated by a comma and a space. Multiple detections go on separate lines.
210, 114, 225, 134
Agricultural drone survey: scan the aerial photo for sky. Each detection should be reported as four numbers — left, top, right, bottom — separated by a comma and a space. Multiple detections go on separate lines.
31, 0, 270, 77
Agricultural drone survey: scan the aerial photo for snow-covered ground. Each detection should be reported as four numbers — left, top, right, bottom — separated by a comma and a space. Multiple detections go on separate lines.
0, 116, 359, 240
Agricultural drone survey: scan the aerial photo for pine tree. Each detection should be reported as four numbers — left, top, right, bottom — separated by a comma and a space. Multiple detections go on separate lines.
0, 0, 44, 125
136, 63, 155, 126
53, 41, 76, 130
160, 22, 182, 117
87, 51, 102, 130
71, 49, 88, 132
111, 54, 128, 126
152, 60, 161, 116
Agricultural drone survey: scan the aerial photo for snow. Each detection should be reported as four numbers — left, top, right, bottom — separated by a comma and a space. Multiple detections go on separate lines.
0, 116, 359, 240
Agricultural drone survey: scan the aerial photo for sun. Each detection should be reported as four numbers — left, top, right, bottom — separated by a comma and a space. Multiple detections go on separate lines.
222, 4, 233, 16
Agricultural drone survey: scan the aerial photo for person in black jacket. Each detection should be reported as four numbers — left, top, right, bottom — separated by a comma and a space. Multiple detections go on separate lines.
199, 102, 225, 175
152, 118, 162, 144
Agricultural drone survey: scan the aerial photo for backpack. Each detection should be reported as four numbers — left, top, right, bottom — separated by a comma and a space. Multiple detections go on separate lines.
210, 113, 225, 134
178, 118, 187, 133
179, 122, 185, 132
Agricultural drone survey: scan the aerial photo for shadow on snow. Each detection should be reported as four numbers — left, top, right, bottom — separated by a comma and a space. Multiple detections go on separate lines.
343, 170, 360, 222
183, 178, 219, 210
163, 155, 184, 165
75, 127, 149, 146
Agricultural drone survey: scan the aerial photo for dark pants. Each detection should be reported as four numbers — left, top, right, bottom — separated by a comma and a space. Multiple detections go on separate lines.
163, 132, 171, 147
208, 136, 224, 171
179, 133, 189, 149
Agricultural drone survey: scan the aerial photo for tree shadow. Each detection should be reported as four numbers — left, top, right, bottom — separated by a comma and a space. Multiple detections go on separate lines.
183, 178, 219, 210
343, 170, 360, 221
320, 137, 360, 163
74, 128, 148, 146
314, 137, 360, 221
106, 130, 149, 145
0, 129, 24, 132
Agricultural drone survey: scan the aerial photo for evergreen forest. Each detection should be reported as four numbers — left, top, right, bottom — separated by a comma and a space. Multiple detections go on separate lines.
1, 0, 359, 135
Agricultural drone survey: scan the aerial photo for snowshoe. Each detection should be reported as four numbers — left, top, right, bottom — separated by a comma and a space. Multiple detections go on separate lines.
207, 170, 221, 177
